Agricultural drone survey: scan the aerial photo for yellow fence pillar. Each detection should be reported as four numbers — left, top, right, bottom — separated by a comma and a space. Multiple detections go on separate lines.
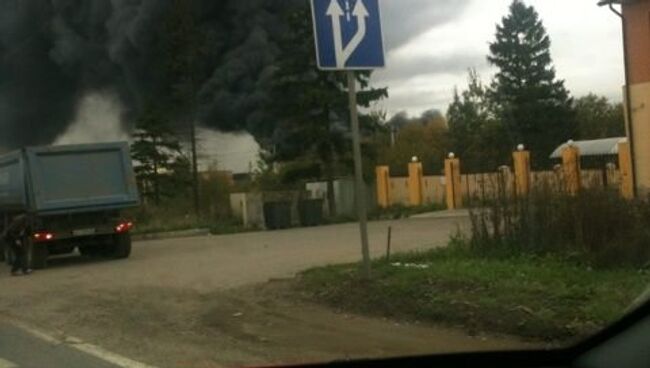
408, 161, 423, 207
512, 147, 531, 197
618, 141, 634, 200
375, 166, 391, 208
444, 155, 462, 209
562, 144, 581, 196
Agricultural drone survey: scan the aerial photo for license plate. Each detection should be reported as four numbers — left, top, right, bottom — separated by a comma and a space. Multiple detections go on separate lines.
73, 228, 96, 236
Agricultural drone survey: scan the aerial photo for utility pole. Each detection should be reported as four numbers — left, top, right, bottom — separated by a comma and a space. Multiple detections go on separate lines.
186, 52, 200, 216
189, 117, 200, 216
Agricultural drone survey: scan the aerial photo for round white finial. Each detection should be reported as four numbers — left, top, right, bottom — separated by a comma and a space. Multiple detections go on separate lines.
567, 139, 575, 146
517, 144, 525, 151
411, 156, 419, 163
448, 152, 455, 159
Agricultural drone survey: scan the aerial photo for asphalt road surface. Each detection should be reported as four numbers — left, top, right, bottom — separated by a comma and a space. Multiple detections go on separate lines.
0, 321, 118, 368
1, 216, 468, 293
0, 215, 526, 368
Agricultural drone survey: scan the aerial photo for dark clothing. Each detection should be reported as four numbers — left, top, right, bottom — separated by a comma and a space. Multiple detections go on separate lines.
3, 215, 30, 274
8, 235, 28, 274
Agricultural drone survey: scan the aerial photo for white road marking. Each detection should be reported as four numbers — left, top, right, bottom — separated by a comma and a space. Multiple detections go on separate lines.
6, 319, 157, 368
0, 358, 18, 368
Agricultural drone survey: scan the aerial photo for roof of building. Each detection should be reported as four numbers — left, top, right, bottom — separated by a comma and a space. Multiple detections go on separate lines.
549, 137, 627, 159
597, 0, 640, 5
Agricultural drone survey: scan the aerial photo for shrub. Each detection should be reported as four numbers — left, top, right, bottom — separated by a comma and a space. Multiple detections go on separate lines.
127, 171, 237, 234
468, 182, 650, 269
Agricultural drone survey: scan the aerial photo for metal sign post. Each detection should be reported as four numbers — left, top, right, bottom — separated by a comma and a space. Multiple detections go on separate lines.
347, 70, 371, 278
311, 0, 385, 279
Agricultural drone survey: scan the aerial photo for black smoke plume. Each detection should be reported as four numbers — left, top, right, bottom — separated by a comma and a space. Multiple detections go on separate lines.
0, 0, 470, 150
0, 0, 298, 149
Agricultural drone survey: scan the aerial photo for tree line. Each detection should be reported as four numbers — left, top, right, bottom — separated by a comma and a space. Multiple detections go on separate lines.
381, 0, 624, 175
132, 0, 624, 212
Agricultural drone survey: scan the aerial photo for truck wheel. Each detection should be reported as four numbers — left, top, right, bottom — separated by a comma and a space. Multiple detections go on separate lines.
30, 243, 49, 270
112, 233, 131, 259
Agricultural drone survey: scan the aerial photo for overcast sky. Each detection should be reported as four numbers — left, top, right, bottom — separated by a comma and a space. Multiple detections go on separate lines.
373, 0, 625, 117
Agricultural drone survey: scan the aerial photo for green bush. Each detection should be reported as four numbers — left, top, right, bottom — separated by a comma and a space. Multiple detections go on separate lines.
468, 183, 650, 269
126, 171, 243, 235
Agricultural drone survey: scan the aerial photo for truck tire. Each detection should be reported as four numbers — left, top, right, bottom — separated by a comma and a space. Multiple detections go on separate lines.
30, 243, 49, 270
112, 233, 131, 259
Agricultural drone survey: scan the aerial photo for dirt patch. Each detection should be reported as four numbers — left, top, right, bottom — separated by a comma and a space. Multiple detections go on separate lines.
3, 279, 530, 368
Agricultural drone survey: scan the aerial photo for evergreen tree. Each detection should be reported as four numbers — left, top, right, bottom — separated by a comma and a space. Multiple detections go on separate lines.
265, 7, 387, 215
488, 0, 575, 165
161, 0, 207, 214
131, 106, 190, 206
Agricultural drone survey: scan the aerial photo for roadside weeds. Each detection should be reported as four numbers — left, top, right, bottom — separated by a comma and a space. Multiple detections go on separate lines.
295, 247, 650, 343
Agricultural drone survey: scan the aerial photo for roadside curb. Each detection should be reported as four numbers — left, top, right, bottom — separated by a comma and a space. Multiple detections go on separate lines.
409, 209, 470, 220
132, 228, 211, 242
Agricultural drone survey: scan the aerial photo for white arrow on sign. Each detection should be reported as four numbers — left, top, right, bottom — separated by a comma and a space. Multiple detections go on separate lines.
326, 0, 369, 68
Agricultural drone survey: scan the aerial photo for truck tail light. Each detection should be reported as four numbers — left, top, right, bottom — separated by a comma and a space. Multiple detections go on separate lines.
33, 232, 55, 242
115, 221, 134, 234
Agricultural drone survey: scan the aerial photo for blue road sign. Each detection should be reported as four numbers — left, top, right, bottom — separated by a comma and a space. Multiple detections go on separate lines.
310, 0, 386, 70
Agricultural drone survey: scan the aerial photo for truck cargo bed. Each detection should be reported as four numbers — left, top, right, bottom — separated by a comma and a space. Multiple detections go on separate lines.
0, 142, 139, 214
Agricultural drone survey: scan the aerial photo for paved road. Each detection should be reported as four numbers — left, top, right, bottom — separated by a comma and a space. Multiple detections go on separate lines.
0, 216, 467, 293
0, 321, 118, 368
0, 216, 471, 367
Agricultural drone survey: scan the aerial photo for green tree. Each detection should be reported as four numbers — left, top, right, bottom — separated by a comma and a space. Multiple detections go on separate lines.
447, 70, 508, 172
574, 94, 625, 139
131, 106, 190, 206
265, 7, 387, 215
161, 0, 207, 215
488, 0, 575, 165
379, 122, 448, 176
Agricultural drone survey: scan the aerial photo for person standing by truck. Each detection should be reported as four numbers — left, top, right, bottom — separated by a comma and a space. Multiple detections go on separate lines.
3, 214, 32, 276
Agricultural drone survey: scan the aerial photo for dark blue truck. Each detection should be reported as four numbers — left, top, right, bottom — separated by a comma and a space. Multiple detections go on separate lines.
0, 142, 140, 269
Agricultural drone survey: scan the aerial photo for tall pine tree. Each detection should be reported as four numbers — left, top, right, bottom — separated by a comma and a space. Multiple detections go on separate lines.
488, 0, 575, 165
